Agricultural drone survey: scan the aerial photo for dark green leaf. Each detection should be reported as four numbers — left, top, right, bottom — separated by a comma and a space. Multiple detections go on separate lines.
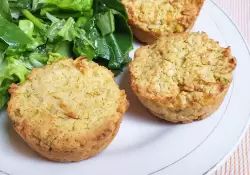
105, 34, 124, 69
0, 0, 12, 21
105, 10, 133, 69
76, 4, 133, 74
10, 0, 32, 9
74, 18, 111, 60
73, 38, 96, 60
53, 41, 72, 57
10, 7, 21, 19
100, 0, 128, 19
5, 19, 45, 55
96, 10, 115, 36
0, 92, 9, 110
0, 41, 8, 65
32, 0, 41, 10
0, 17, 32, 47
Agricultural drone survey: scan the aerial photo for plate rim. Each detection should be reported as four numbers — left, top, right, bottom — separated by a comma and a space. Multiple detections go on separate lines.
204, 0, 250, 174
152, 0, 250, 174
0, 1, 249, 175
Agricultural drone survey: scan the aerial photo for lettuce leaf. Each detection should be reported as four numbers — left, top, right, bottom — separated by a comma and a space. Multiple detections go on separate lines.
0, 0, 133, 110
47, 52, 66, 64
46, 17, 79, 42
34, 0, 93, 12
0, 55, 30, 109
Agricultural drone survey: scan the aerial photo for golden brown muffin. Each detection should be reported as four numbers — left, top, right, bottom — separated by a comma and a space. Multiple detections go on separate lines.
8, 58, 129, 162
130, 32, 236, 123
121, 0, 204, 44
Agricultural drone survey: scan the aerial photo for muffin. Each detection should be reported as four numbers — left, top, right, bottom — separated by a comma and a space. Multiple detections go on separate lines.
130, 32, 236, 123
121, 0, 204, 44
8, 57, 129, 162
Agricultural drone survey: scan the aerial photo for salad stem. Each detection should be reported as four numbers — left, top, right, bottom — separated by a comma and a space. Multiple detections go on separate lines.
20, 9, 46, 31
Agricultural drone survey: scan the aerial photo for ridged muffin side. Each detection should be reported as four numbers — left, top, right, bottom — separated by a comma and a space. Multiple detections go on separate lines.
130, 32, 236, 123
121, 0, 204, 44
8, 58, 129, 162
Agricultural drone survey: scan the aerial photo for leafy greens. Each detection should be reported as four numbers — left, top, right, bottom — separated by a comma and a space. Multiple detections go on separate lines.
0, 0, 133, 110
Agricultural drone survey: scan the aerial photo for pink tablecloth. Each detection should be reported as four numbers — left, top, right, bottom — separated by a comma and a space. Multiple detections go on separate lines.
214, 0, 250, 174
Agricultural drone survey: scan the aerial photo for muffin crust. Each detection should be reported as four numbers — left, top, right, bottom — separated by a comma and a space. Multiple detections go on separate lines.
130, 32, 236, 123
121, 0, 204, 44
8, 58, 129, 162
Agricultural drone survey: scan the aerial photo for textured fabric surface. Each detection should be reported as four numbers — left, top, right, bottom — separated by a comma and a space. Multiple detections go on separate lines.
214, 0, 250, 174
215, 0, 250, 42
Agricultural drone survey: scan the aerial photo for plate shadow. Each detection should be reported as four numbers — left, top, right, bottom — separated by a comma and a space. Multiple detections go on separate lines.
5, 119, 42, 160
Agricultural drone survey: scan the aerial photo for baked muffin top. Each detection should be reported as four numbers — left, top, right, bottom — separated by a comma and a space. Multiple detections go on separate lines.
130, 32, 236, 109
121, 0, 204, 35
8, 58, 128, 151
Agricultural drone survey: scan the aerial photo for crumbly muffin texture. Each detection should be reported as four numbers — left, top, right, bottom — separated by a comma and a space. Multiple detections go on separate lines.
130, 32, 236, 123
121, 0, 204, 43
8, 58, 128, 162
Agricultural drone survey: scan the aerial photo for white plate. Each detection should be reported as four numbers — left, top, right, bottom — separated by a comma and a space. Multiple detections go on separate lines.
0, 1, 250, 175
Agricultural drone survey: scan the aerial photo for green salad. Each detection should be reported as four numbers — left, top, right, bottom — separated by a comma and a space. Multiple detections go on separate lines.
0, 0, 133, 109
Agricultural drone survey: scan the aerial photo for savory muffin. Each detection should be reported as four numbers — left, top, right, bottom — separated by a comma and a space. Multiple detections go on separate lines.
130, 32, 236, 123
121, 0, 204, 44
7, 58, 129, 162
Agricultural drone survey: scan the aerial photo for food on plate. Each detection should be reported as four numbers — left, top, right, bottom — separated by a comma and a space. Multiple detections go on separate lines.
130, 32, 236, 123
121, 0, 204, 44
7, 58, 129, 162
0, 0, 133, 110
